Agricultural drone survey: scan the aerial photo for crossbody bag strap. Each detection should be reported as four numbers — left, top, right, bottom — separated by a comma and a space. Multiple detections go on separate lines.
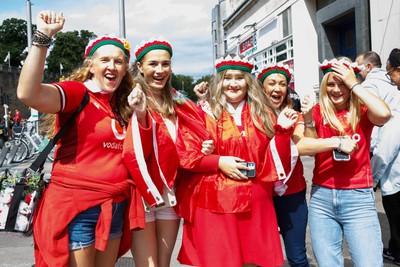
29, 90, 90, 172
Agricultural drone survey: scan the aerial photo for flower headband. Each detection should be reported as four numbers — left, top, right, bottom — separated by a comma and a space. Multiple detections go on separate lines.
85, 35, 131, 60
257, 63, 292, 83
319, 58, 364, 75
134, 39, 173, 62
215, 55, 254, 73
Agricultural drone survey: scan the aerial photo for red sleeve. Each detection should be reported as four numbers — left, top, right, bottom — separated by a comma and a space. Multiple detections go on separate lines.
190, 154, 220, 172
53, 81, 87, 113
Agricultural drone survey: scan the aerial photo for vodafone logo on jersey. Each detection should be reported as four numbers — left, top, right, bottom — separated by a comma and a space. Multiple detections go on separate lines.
111, 119, 126, 140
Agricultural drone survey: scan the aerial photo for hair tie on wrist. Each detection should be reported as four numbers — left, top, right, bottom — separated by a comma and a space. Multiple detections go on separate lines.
350, 83, 360, 90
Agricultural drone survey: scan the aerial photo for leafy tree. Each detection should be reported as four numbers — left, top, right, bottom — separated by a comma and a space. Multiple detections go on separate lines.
0, 18, 32, 67
46, 30, 96, 76
171, 73, 196, 101
195, 74, 213, 85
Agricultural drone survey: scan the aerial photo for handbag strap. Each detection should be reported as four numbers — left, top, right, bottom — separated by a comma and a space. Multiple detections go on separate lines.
29, 90, 90, 172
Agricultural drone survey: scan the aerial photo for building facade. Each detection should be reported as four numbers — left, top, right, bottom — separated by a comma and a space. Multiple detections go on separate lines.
212, 0, 399, 99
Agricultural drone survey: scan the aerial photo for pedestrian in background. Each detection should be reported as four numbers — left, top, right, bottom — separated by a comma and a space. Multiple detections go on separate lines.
386, 48, 400, 89
177, 55, 299, 267
258, 64, 309, 267
122, 39, 213, 267
302, 58, 390, 267
369, 48, 400, 266
355, 51, 400, 155
17, 10, 138, 267
13, 109, 22, 127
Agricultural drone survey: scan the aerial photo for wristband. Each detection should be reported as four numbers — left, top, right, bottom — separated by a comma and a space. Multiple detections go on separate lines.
32, 30, 53, 48
350, 83, 360, 90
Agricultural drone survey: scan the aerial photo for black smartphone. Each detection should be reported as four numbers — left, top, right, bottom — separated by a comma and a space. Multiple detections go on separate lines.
239, 162, 256, 178
333, 149, 350, 161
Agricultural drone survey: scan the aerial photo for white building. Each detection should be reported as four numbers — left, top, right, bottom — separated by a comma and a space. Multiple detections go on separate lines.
212, 0, 400, 100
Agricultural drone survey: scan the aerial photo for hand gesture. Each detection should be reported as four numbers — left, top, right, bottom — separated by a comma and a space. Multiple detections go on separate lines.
218, 156, 249, 181
277, 108, 298, 129
201, 139, 214, 155
339, 137, 358, 155
128, 84, 147, 117
301, 94, 314, 122
331, 62, 359, 89
37, 11, 65, 38
193, 82, 209, 101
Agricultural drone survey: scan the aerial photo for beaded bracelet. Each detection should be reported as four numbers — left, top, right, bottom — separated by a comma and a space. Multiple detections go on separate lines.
32, 30, 52, 48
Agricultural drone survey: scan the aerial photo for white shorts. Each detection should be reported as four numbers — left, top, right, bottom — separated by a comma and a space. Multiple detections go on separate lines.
145, 206, 180, 222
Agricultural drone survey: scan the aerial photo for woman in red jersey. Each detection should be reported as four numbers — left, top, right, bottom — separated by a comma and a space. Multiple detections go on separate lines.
122, 39, 214, 267
257, 63, 309, 267
17, 10, 139, 267
302, 58, 390, 267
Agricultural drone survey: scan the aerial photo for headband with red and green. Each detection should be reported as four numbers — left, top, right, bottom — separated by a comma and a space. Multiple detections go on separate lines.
215, 55, 254, 73
85, 35, 131, 60
134, 40, 173, 62
319, 58, 364, 74
257, 64, 292, 83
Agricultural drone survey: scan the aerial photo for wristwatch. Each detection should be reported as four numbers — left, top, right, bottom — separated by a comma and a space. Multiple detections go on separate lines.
304, 120, 315, 128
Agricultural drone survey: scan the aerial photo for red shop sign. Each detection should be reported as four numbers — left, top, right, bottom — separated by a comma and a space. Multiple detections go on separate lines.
239, 35, 254, 54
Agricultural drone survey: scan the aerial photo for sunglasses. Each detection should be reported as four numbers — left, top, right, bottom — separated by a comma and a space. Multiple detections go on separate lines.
386, 67, 399, 80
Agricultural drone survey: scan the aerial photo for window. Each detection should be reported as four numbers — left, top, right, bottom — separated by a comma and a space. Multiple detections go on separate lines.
282, 7, 292, 37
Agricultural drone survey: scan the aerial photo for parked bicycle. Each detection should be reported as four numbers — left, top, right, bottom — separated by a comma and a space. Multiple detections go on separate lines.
7, 121, 54, 163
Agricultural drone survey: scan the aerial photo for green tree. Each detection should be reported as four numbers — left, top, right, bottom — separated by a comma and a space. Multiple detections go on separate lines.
195, 74, 213, 85
46, 30, 96, 76
171, 73, 196, 101
0, 18, 32, 67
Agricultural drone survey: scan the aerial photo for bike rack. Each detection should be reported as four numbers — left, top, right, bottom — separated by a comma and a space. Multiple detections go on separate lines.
6, 140, 20, 165
0, 141, 11, 167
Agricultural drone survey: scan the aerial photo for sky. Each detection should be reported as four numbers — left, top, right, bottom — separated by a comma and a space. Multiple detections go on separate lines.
0, 0, 218, 80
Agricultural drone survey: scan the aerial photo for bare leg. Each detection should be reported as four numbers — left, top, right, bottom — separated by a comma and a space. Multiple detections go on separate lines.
156, 219, 180, 267
95, 237, 122, 267
131, 221, 158, 267
243, 264, 257, 267
69, 245, 96, 267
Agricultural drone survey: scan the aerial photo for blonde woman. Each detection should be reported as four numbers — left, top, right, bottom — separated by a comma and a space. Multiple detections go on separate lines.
176, 55, 299, 267
122, 39, 213, 267
302, 58, 390, 267
17, 10, 138, 267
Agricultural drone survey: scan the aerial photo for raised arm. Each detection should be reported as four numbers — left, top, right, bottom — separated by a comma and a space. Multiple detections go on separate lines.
17, 11, 65, 114
331, 62, 391, 126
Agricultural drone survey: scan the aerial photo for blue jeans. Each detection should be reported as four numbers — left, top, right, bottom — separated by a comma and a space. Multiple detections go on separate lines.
68, 201, 126, 250
309, 184, 383, 267
274, 189, 309, 267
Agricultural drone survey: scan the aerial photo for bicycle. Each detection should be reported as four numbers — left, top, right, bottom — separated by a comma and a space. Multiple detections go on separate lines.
9, 122, 54, 163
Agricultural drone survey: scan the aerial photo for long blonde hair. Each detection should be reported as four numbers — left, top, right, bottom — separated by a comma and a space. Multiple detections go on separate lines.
319, 72, 361, 134
207, 70, 276, 138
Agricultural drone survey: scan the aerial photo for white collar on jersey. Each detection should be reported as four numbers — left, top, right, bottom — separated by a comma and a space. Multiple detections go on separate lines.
226, 100, 245, 126
84, 79, 109, 94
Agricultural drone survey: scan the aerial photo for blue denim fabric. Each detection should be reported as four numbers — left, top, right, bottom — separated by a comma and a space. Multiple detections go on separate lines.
68, 201, 126, 250
274, 189, 309, 267
309, 185, 383, 267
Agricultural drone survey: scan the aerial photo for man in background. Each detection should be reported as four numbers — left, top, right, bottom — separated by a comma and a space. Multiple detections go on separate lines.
356, 51, 400, 266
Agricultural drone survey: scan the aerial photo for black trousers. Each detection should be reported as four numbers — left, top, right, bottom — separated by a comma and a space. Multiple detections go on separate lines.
382, 190, 400, 259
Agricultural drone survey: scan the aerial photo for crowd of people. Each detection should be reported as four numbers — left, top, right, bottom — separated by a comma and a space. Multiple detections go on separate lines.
15, 9, 400, 267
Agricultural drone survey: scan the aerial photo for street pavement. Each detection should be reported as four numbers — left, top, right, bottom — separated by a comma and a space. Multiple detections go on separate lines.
0, 156, 398, 266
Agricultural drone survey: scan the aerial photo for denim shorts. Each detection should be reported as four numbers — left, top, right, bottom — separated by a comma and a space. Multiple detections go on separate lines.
68, 201, 126, 251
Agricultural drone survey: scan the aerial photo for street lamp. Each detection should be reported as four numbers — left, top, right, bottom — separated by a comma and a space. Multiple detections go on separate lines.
119, 0, 126, 38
